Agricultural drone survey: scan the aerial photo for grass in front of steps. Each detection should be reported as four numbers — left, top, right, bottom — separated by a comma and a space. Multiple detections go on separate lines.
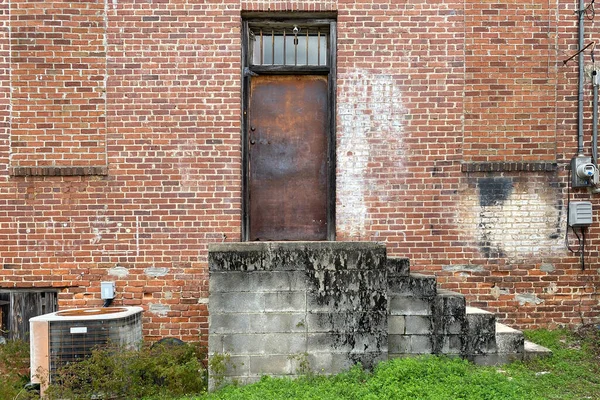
2, 328, 599, 399
194, 328, 600, 400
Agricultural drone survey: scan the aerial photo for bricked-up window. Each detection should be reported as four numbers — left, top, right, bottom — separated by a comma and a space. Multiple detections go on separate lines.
9, 0, 108, 177
249, 26, 329, 66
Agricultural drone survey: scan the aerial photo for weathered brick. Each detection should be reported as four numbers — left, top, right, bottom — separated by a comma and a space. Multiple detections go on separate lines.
0, 0, 597, 348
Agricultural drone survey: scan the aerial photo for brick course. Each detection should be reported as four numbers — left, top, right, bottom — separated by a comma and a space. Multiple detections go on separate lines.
0, 0, 599, 342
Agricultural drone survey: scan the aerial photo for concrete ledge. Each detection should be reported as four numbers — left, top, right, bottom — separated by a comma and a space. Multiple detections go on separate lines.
461, 161, 558, 173
209, 241, 386, 272
524, 340, 552, 360
388, 274, 437, 297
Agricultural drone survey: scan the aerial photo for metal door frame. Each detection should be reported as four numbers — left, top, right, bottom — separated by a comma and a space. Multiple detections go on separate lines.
241, 16, 337, 241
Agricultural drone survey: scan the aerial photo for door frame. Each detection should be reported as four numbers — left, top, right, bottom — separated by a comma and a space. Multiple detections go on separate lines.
241, 16, 337, 241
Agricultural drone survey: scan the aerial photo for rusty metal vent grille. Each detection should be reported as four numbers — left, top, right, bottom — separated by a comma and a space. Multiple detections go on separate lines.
249, 25, 329, 66
47, 312, 142, 380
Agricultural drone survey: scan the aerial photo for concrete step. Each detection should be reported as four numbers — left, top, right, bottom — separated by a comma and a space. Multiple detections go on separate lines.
388, 273, 437, 298
466, 306, 496, 329
386, 257, 410, 277
524, 340, 552, 360
465, 307, 497, 355
495, 322, 524, 354
436, 289, 466, 317
469, 323, 553, 365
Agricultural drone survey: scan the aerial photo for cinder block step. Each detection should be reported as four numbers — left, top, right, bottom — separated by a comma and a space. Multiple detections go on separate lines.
389, 296, 433, 316
495, 322, 524, 354
465, 307, 496, 355
436, 289, 466, 317
466, 306, 496, 329
524, 340, 552, 360
432, 290, 467, 350
386, 257, 411, 277
388, 273, 437, 298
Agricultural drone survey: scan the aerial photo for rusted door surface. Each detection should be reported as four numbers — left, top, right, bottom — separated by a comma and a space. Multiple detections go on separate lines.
248, 75, 328, 241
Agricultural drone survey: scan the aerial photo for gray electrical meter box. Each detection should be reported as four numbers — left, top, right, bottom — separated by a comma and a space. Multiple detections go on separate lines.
568, 201, 593, 227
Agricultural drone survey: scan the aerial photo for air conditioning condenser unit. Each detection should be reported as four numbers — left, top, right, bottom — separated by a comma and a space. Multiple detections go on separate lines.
29, 306, 143, 393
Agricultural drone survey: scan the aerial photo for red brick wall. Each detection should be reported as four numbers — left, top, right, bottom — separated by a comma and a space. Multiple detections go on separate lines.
0, 0, 599, 342
10, 0, 107, 173
464, 0, 557, 162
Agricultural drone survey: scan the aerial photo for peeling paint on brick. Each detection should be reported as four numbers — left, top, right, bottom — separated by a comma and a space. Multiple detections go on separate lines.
108, 266, 129, 278
459, 175, 563, 261
338, 70, 406, 239
543, 283, 558, 294
515, 293, 544, 306
144, 267, 169, 277
149, 303, 171, 316
540, 263, 555, 273
490, 286, 511, 299
442, 264, 485, 273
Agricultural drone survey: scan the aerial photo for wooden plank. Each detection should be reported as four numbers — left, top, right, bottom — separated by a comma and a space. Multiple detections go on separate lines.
0, 292, 9, 337
1, 291, 58, 341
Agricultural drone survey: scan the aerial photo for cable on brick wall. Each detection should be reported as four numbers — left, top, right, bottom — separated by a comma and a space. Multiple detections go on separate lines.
565, 167, 587, 270
584, 0, 596, 20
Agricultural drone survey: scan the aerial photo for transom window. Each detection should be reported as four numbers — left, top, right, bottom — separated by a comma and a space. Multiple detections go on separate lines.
248, 24, 329, 67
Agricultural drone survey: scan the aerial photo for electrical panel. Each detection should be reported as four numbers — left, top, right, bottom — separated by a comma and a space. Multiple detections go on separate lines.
568, 201, 593, 227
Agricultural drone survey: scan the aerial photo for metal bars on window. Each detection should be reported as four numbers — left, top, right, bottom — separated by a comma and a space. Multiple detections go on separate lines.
250, 26, 328, 66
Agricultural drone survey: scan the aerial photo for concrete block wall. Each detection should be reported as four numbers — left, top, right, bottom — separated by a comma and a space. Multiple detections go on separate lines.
209, 243, 536, 386
208, 242, 389, 385
386, 256, 528, 364
388, 268, 437, 357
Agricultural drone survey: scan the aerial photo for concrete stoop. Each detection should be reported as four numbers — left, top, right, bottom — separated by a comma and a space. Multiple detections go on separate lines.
208, 243, 551, 387
387, 257, 551, 365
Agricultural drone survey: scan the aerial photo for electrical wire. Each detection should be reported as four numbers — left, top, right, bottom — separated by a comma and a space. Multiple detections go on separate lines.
565, 166, 579, 252
565, 166, 586, 261
585, 0, 596, 20
580, 228, 586, 270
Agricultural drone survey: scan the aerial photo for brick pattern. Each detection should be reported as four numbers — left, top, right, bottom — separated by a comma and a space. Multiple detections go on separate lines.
10, 0, 107, 168
0, 0, 599, 343
461, 162, 558, 173
0, 0, 9, 177
463, 0, 557, 162
240, 0, 336, 12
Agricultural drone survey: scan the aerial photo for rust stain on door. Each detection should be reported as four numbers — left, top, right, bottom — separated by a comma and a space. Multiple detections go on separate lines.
248, 75, 328, 241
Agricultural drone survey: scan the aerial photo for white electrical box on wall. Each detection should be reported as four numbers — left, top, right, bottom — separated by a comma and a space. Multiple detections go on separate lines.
568, 201, 593, 227
100, 281, 115, 300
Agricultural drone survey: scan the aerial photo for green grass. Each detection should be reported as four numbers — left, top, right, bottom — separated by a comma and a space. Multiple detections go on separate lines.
192, 328, 600, 400
2, 328, 599, 400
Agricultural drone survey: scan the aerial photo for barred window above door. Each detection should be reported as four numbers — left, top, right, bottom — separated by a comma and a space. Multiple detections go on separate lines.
249, 25, 329, 67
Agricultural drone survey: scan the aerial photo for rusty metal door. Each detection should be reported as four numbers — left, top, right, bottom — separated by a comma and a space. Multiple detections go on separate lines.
248, 75, 328, 241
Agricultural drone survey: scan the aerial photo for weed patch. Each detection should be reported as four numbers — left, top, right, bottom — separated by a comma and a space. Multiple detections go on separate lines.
46, 341, 207, 400
0, 339, 36, 400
